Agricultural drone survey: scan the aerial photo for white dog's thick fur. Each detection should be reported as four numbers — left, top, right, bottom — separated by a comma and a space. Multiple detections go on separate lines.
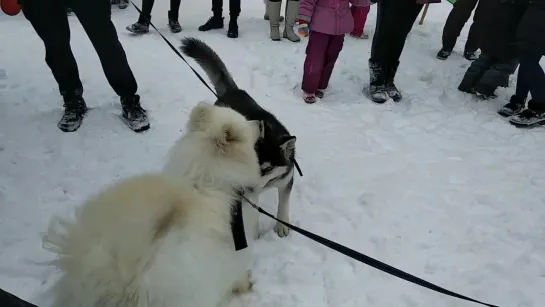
42, 102, 263, 307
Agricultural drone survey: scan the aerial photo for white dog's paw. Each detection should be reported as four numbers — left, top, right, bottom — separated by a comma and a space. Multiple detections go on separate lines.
274, 221, 290, 237
232, 271, 253, 294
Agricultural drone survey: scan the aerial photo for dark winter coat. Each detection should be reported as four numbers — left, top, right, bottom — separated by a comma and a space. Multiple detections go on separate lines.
479, 0, 526, 62
517, 0, 545, 56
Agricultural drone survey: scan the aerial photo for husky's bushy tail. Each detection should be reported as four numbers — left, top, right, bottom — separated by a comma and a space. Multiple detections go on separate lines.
180, 37, 239, 96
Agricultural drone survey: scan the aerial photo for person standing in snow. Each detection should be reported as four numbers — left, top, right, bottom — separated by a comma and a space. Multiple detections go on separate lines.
437, 0, 482, 61
20, 0, 149, 133
457, 0, 524, 99
298, 0, 370, 104
266, 0, 300, 42
350, 1, 373, 39
198, 0, 241, 38
368, 0, 441, 104
504, 0, 545, 127
126, 0, 182, 34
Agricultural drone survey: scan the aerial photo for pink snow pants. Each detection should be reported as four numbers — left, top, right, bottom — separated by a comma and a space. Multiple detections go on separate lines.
351, 5, 370, 37
301, 31, 345, 94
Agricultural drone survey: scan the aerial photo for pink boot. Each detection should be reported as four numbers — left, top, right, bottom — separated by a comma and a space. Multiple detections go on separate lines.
350, 6, 370, 39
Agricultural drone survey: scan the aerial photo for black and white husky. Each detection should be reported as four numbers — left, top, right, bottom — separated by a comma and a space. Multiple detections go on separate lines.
180, 37, 298, 238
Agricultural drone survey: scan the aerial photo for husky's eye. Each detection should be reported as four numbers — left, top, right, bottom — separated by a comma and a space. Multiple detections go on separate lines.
261, 166, 274, 174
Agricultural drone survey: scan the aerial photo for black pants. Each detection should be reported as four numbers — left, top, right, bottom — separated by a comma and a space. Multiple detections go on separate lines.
516, 54, 545, 102
441, 0, 480, 53
459, 52, 518, 94
211, 0, 241, 17
138, 0, 182, 21
23, 0, 137, 98
370, 0, 423, 65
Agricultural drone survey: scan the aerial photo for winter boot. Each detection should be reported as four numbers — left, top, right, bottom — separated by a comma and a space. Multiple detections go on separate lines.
268, 1, 282, 41
126, 15, 150, 34
464, 50, 478, 61
199, 15, 224, 31
474, 83, 496, 100
385, 61, 402, 102
498, 95, 526, 117
303, 92, 316, 104
283, 0, 300, 42
168, 10, 182, 33
58, 89, 87, 132
120, 94, 150, 132
227, 16, 239, 38
264, 0, 284, 21
316, 89, 326, 99
437, 48, 452, 60
509, 100, 545, 128
118, 0, 128, 9
368, 60, 388, 103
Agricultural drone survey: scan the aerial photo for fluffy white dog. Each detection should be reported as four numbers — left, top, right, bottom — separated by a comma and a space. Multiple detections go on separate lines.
42, 102, 263, 307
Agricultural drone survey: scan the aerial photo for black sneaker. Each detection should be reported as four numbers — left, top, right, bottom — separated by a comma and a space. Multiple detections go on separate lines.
126, 22, 149, 34
498, 95, 526, 117
437, 48, 452, 60
121, 95, 150, 132
198, 16, 224, 32
58, 92, 87, 132
509, 103, 545, 128
168, 11, 182, 33
464, 51, 478, 61
227, 19, 238, 38
169, 19, 182, 33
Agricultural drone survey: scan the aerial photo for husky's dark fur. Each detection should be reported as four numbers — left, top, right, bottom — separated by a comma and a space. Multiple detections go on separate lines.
180, 37, 297, 237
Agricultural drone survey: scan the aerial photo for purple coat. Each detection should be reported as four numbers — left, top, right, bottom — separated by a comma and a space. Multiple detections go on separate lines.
298, 0, 372, 36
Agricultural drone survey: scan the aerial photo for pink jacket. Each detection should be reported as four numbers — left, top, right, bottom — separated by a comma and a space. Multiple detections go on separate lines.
298, 0, 372, 36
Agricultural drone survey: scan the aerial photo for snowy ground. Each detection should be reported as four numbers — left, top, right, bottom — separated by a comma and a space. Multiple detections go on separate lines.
1, 1, 545, 306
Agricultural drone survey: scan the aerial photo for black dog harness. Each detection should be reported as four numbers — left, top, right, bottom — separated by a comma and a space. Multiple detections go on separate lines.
230, 196, 248, 251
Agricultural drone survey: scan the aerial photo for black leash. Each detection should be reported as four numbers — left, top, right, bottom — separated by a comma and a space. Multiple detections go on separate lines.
128, 1, 303, 177
129, 1, 218, 98
241, 195, 499, 307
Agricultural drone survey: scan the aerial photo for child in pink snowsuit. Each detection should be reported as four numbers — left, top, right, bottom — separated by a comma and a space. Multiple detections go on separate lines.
298, 0, 371, 104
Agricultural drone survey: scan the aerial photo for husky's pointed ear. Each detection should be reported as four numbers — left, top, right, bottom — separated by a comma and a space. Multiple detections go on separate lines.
249, 120, 265, 140
279, 135, 296, 159
188, 102, 213, 131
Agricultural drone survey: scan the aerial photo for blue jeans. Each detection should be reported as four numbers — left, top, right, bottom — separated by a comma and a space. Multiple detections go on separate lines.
515, 54, 545, 102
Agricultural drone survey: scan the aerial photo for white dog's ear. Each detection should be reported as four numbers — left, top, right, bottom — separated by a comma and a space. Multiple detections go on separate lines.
214, 122, 245, 152
279, 135, 296, 160
249, 120, 264, 140
188, 102, 213, 131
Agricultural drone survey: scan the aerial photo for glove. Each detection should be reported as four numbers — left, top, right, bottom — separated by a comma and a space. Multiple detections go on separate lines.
297, 20, 310, 37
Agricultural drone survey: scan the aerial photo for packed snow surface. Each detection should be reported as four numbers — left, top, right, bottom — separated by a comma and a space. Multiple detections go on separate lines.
1, 1, 544, 307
